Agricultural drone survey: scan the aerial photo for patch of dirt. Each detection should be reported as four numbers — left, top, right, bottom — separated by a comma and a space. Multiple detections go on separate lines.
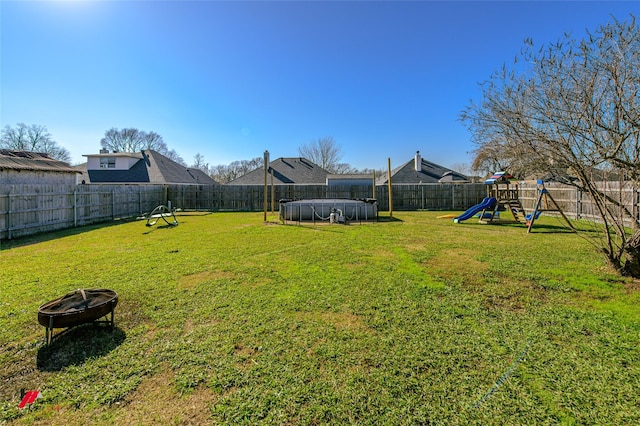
234, 343, 260, 369
483, 293, 528, 313
625, 278, 640, 293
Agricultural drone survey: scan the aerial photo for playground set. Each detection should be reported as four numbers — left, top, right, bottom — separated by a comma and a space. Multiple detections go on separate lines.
454, 172, 574, 232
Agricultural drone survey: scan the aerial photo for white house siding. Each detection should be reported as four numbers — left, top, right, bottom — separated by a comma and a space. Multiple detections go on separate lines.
86, 154, 141, 170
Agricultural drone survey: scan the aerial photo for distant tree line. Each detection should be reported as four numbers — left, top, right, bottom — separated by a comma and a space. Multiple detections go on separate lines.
0, 123, 71, 163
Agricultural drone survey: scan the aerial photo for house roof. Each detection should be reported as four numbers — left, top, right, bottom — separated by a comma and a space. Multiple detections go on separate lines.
377, 154, 469, 184
77, 149, 218, 184
0, 150, 79, 173
227, 157, 329, 185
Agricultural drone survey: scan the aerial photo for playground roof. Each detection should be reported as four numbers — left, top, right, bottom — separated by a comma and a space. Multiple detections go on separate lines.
484, 171, 516, 185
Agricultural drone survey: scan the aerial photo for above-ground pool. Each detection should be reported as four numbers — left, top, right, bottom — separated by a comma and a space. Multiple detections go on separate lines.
279, 198, 378, 223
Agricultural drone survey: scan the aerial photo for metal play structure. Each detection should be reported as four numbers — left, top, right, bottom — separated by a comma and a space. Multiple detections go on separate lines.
143, 204, 178, 227
525, 180, 575, 233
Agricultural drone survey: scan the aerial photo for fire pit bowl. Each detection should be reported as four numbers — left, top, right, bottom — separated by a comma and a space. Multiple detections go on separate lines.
38, 288, 118, 345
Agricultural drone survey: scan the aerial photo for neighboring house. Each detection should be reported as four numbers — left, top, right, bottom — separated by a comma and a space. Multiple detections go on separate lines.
0, 150, 80, 185
76, 149, 218, 185
227, 157, 329, 185
377, 151, 469, 184
326, 174, 374, 187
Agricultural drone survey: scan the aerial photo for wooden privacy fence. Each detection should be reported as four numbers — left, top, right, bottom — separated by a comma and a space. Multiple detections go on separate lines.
518, 181, 640, 226
0, 184, 164, 240
2, 181, 637, 240
166, 183, 487, 212
0, 183, 486, 240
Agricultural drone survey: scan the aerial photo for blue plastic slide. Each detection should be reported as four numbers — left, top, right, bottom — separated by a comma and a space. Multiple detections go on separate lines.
453, 197, 497, 223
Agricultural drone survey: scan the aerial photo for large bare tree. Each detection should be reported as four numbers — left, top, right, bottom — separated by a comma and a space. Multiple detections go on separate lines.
461, 16, 640, 276
1, 123, 71, 163
298, 136, 343, 173
100, 127, 185, 165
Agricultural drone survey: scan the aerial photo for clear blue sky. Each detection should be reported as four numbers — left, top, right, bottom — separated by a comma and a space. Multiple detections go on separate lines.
2, 1, 638, 170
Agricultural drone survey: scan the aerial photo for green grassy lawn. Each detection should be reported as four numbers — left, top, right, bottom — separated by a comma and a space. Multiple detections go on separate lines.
1, 212, 638, 425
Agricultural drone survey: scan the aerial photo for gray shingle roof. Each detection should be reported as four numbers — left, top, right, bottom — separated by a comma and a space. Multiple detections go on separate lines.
377, 156, 469, 184
227, 157, 329, 185
77, 150, 218, 184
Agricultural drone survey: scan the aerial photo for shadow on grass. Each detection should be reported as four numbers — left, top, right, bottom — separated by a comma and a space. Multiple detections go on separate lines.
36, 325, 126, 372
0, 220, 133, 251
376, 215, 404, 223
462, 220, 575, 233
527, 223, 576, 233
1, 211, 212, 250
279, 215, 401, 226
142, 223, 181, 234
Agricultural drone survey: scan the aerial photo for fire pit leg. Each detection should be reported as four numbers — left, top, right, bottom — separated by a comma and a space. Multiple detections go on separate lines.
46, 316, 54, 345
109, 300, 115, 328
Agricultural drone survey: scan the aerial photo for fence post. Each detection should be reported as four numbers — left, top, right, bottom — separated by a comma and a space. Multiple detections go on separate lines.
7, 188, 12, 240
576, 187, 582, 220
74, 188, 78, 227
451, 185, 455, 210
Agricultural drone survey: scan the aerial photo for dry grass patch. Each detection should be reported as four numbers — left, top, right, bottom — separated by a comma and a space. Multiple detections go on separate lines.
625, 278, 640, 293
178, 270, 235, 289
483, 291, 528, 313
111, 368, 217, 425
320, 311, 369, 331
425, 248, 489, 285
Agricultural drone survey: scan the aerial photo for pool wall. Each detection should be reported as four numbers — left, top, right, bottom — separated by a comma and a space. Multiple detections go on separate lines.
279, 199, 378, 223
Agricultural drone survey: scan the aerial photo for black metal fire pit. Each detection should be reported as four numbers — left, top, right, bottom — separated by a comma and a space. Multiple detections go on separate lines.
38, 288, 118, 345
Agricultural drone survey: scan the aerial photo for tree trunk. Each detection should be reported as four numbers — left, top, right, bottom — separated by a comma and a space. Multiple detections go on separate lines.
622, 230, 640, 278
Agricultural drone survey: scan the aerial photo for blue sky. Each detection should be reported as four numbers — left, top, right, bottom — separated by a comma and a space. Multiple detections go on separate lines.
2, 1, 638, 170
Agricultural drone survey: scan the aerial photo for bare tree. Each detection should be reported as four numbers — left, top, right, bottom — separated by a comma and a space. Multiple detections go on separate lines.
332, 163, 358, 174
100, 127, 185, 165
191, 153, 210, 174
298, 136, 343, 173
460, 16, 640, 276
165, 149, 187, 166
1, 123, 71, 163
101, 127, 164, 152
449, 162, 476, 177
210, 157, 263, 183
